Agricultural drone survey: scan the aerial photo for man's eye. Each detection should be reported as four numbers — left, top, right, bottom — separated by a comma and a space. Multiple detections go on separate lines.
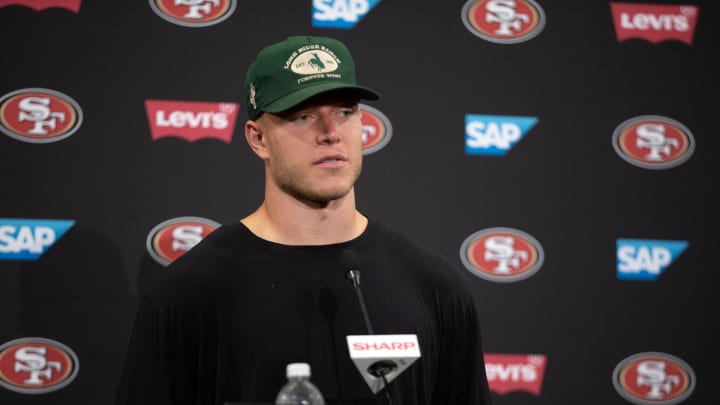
341, 107, 358, 116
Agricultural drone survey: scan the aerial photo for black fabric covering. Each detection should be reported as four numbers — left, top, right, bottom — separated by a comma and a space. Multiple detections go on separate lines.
114, 217, 491, 405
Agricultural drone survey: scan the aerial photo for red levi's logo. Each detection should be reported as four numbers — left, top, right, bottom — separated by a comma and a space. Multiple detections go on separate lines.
145, 99, 239, 143
610, 3, 699, 44
484, 354, 547, 396
0, 0, 81, 12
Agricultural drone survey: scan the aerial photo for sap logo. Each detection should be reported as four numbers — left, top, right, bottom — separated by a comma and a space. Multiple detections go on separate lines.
312, 0, 381, 29
465, 115, 538, 156
616, 238, 688, 280
0, 219, 75, 261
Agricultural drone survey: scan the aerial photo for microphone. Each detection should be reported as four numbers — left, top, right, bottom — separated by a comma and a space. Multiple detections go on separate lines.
341, 250, 421, 396
343, 250, 374, 335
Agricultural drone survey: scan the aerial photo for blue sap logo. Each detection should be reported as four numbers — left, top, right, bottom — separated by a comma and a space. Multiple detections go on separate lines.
465, 115, 538, 156
0, 218, 75, 261
312, 0, 381, 29
616, 239, 688, 280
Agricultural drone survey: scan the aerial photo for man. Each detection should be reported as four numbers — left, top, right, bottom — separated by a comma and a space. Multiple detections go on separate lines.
115, 35, 491, 405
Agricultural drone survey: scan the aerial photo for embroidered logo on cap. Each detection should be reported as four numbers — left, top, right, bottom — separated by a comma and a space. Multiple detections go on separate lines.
287, 46, 341, 79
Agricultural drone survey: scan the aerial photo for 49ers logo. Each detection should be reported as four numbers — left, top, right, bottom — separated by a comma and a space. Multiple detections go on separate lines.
613, 352, 695, 404
146, 216, 220, 266
612, 115, 694, 170
460, 227, 544, 282
461, 0, 546, 44
0, 88, 83, 143
149, 0, 236, 27
360, 104, 392, 155
0, 337, 79, 394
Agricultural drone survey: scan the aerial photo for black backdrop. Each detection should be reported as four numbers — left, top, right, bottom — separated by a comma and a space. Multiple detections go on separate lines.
1, 1, 718, 404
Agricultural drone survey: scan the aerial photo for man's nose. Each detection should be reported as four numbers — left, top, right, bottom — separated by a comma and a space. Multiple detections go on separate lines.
316, 113, 340, 144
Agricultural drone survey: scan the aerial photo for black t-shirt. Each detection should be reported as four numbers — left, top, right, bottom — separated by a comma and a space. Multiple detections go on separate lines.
114, 217, 491, 405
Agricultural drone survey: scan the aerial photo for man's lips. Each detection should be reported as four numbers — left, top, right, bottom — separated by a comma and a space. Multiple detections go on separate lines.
314, 155, 347, 165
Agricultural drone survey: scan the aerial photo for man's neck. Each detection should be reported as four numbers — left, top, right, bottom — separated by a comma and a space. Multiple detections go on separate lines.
240, 189, 367, 246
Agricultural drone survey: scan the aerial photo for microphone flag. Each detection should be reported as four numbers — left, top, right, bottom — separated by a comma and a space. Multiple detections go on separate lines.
346, 334, 421, 394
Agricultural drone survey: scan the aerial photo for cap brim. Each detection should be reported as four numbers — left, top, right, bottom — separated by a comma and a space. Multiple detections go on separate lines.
262, 82, 380, 115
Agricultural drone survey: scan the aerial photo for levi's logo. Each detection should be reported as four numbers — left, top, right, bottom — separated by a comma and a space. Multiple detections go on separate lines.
0, 0, 81, 12
145, 99, 239, 143
610, 3, 700, 44
484, 354, 547, 395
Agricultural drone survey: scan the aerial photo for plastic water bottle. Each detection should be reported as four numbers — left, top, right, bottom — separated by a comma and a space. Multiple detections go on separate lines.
275, 363, 325, 405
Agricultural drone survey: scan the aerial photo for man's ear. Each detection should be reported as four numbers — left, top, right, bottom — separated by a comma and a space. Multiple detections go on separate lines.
245, 119, 269, 159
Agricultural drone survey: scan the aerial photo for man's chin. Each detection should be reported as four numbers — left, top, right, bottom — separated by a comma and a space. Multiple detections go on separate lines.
295, 188, 353, 207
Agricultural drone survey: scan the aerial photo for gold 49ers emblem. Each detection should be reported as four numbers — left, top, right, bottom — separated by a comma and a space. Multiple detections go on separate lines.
0, 88, 83, 144
149, 0, 236, 27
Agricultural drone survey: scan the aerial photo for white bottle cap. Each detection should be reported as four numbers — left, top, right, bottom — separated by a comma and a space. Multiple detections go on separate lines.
286, 362, 311, 378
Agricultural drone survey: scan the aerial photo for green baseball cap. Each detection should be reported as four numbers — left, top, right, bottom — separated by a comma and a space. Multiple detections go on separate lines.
244, 35, 380, 120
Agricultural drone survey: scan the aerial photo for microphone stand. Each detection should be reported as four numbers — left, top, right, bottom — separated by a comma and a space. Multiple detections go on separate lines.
346, 269, 395, 405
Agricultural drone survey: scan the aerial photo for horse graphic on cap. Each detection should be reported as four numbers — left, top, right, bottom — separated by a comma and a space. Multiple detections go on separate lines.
309, 53, 326, 71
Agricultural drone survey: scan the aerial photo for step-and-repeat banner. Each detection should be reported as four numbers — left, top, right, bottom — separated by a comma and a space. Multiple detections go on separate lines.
1, 1, 717, 404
